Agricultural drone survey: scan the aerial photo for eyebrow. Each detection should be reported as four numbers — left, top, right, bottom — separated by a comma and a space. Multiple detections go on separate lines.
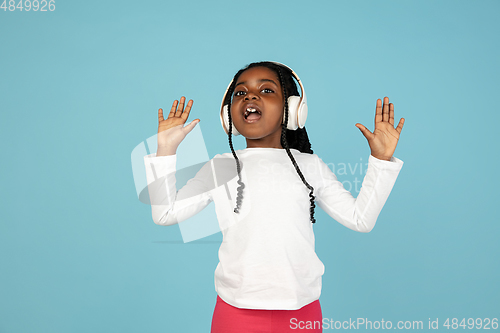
235, 79, 278, 87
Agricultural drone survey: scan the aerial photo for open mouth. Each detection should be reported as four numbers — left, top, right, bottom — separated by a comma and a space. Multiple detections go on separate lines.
244, 107, 262, 122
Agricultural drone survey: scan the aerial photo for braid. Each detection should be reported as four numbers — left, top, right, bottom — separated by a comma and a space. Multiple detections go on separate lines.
224, 62, 316, 222
285, 128, 313, 154
277, 68, 317, 224
226, 82, 245, 213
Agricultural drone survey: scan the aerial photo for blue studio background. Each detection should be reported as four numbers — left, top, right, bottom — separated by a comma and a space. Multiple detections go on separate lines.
1, 0, 499, 332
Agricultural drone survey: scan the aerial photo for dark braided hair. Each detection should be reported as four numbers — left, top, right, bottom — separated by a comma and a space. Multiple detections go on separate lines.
224, 61, 316, 223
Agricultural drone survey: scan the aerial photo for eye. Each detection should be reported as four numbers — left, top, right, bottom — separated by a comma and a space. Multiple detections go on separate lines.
234, 91, 246, 97
262, 88, 274, 93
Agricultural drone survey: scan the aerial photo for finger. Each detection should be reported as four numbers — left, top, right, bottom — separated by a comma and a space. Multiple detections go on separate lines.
175, 96, 186, 117
395, 118, 405, 134
180, 100, 194, 120
355, 123, 374, 141
182, 118, 200, 134
375, 99, 383, 124
168, 100, 178, 119
158, 108, 164, 123
389, 103, 395, 126
382, 97, 389, 122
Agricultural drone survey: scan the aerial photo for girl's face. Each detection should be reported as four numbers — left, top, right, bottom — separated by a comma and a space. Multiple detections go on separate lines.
231, 66, 285, 148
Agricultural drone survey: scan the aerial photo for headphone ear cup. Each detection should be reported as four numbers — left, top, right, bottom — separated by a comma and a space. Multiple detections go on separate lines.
297, 102, 307, 129
286, 96, 301, 130
221, 105, 240, 136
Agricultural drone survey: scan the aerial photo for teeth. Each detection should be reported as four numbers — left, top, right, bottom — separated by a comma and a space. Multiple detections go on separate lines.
244, 107, 259, 118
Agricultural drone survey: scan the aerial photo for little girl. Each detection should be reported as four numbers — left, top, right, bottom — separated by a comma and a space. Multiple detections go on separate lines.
144, 61, 405, 333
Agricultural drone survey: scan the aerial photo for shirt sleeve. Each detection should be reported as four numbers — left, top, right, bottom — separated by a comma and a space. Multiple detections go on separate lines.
143, 153, 213, 226
314, 154, 404, 233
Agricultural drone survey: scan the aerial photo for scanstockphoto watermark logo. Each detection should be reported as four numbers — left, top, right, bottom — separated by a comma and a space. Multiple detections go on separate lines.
247, 157, 368, 196
290, 317, 499, 330
323, 158, 369, 194
131, 125, 247, 243
261, 156, 369, 194
291, 317, 425, 330
131, 124, 370, 243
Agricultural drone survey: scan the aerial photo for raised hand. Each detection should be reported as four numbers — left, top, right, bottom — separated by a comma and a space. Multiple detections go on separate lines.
157, 96, 200, 156
355, 97, 404, 161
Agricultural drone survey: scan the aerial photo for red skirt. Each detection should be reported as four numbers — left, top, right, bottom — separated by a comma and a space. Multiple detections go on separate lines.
211, 295, 323, 333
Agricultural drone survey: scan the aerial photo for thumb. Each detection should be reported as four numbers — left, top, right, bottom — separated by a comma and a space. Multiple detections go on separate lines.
355, 123, 374, 141
182, 119, 200, 135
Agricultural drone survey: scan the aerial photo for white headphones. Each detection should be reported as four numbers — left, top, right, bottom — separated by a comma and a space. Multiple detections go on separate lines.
220, 61, 308, 136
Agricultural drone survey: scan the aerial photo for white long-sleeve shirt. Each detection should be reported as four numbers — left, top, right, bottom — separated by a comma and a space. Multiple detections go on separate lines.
144, 147, 403, 310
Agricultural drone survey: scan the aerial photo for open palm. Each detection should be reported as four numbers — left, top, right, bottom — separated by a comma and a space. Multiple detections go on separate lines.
355, 97, 405, 161
157, 96, 199, 156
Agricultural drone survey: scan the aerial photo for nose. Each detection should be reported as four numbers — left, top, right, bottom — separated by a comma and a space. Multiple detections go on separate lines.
244, 91, 259, 100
